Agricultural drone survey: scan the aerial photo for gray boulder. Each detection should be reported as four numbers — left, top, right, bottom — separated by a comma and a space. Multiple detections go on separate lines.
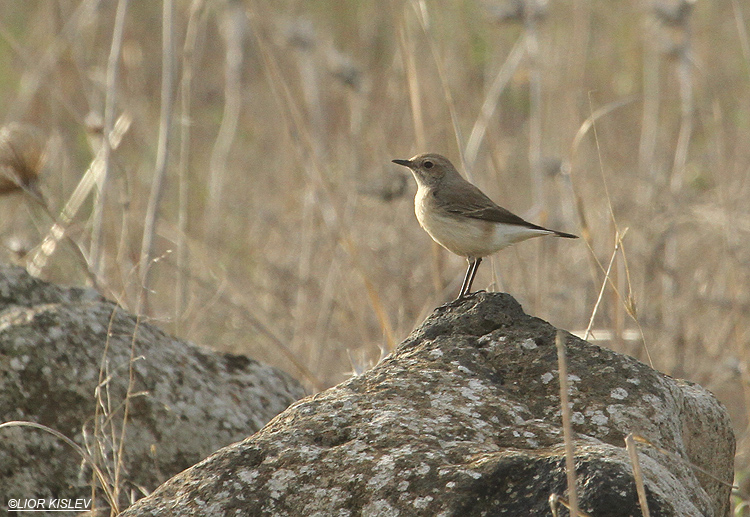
120, 292, 735, 516
0, 265, 305, 510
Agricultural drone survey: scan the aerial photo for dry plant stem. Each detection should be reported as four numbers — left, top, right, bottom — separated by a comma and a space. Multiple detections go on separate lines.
292, 34, 326, 160
581, 232, 654, 366
525, 8, 544, 211
556, 331, 579, 517
549, 494, 593, 517
732, 0, 750, 74
248, 5, 395, 351
549, 494, 561, 517
566, 95, 636, 272
398, 21, 442, 295
617, 235, 639, 321
625, 433, 651, 517
5, 0, 98, 120
584, 233, 620, 341
113, 315, 142, 512
159, 207, 325, 390
27, 114, 132, 278
630, 434, 738, 489
222, 279, 325, 392
639, 21, 661, 180
114, 163, 134, 297
139, 0, 175, 313
89, 307, 148, 513
90, 0, 129, 279
291, 189, 316, 357
407, 1, 471, 296
569, 97, 639, 164
661, 232, 678, 343
409, 0, 466, 176
21, 192, 101, 289
740, 364, 750, 465
464, 35, 525, 170
175, 0, 207, 332
588, 94, 619, 228
205, 2, 244, 234
311, 247, 343, 356
91, 308, 119, 513
0, 421, 118, 513
560, 166, 591, 264
533, 240, 542, 313
511, 247, 531, 298
341, 235, 397, 351
566, 0, 592, 136
399, 11, 442, 296
611, 221, 624, 352
617, 251, 652, 368
670, 18, 694, 192
584, 95, 654, 364
398, 23, 426, 151
566, 98, 642, 324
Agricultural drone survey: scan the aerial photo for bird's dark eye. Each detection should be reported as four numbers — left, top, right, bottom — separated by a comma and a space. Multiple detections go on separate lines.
423, 160, 434, 169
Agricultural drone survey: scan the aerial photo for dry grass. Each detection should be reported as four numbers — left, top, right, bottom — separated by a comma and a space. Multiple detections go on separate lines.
2, 0, 750, 509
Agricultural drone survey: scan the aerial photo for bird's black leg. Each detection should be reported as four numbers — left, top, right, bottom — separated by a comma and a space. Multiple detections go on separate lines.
458, 259, 473, 299
465, 257, 482, 296
458, 257, 482, 299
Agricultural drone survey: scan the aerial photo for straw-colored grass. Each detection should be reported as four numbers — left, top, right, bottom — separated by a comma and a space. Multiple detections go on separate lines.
2, 0, 749, 511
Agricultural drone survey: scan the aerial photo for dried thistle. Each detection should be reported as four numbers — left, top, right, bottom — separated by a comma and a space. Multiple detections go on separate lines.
0, 123, 46, 199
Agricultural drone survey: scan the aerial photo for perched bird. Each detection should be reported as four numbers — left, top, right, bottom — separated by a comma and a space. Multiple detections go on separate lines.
393, 153, 577, 300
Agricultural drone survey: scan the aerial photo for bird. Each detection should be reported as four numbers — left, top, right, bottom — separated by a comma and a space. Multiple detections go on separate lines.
392, 153, 577, 300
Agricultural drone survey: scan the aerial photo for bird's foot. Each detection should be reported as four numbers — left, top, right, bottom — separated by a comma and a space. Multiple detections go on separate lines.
453, 289, 486, 302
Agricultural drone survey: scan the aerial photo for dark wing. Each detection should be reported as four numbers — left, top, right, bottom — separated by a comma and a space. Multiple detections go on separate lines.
434, 180, 548, 231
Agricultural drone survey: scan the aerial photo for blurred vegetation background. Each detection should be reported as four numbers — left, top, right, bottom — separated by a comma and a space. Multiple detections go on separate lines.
2, 0, 750, 504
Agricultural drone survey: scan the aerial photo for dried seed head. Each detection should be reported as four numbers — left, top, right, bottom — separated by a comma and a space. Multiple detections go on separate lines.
0, 123, 46, 197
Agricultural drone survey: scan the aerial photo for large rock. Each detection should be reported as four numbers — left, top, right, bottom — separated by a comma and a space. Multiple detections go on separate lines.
121, 292, 735, 516
0, 265, 305, 510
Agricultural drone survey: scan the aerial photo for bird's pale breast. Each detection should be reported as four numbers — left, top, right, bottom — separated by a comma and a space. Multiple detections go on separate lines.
415, 186, 552, 258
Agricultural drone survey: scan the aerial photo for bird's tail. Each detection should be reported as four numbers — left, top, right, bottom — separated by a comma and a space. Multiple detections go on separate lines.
553, 230, 578, 239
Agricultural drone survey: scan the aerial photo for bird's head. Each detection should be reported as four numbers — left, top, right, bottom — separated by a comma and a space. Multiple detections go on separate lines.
392, 153, 458, 189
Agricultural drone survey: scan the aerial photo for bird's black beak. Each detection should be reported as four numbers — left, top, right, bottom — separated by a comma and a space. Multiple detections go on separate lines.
392, 159, 412, 168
